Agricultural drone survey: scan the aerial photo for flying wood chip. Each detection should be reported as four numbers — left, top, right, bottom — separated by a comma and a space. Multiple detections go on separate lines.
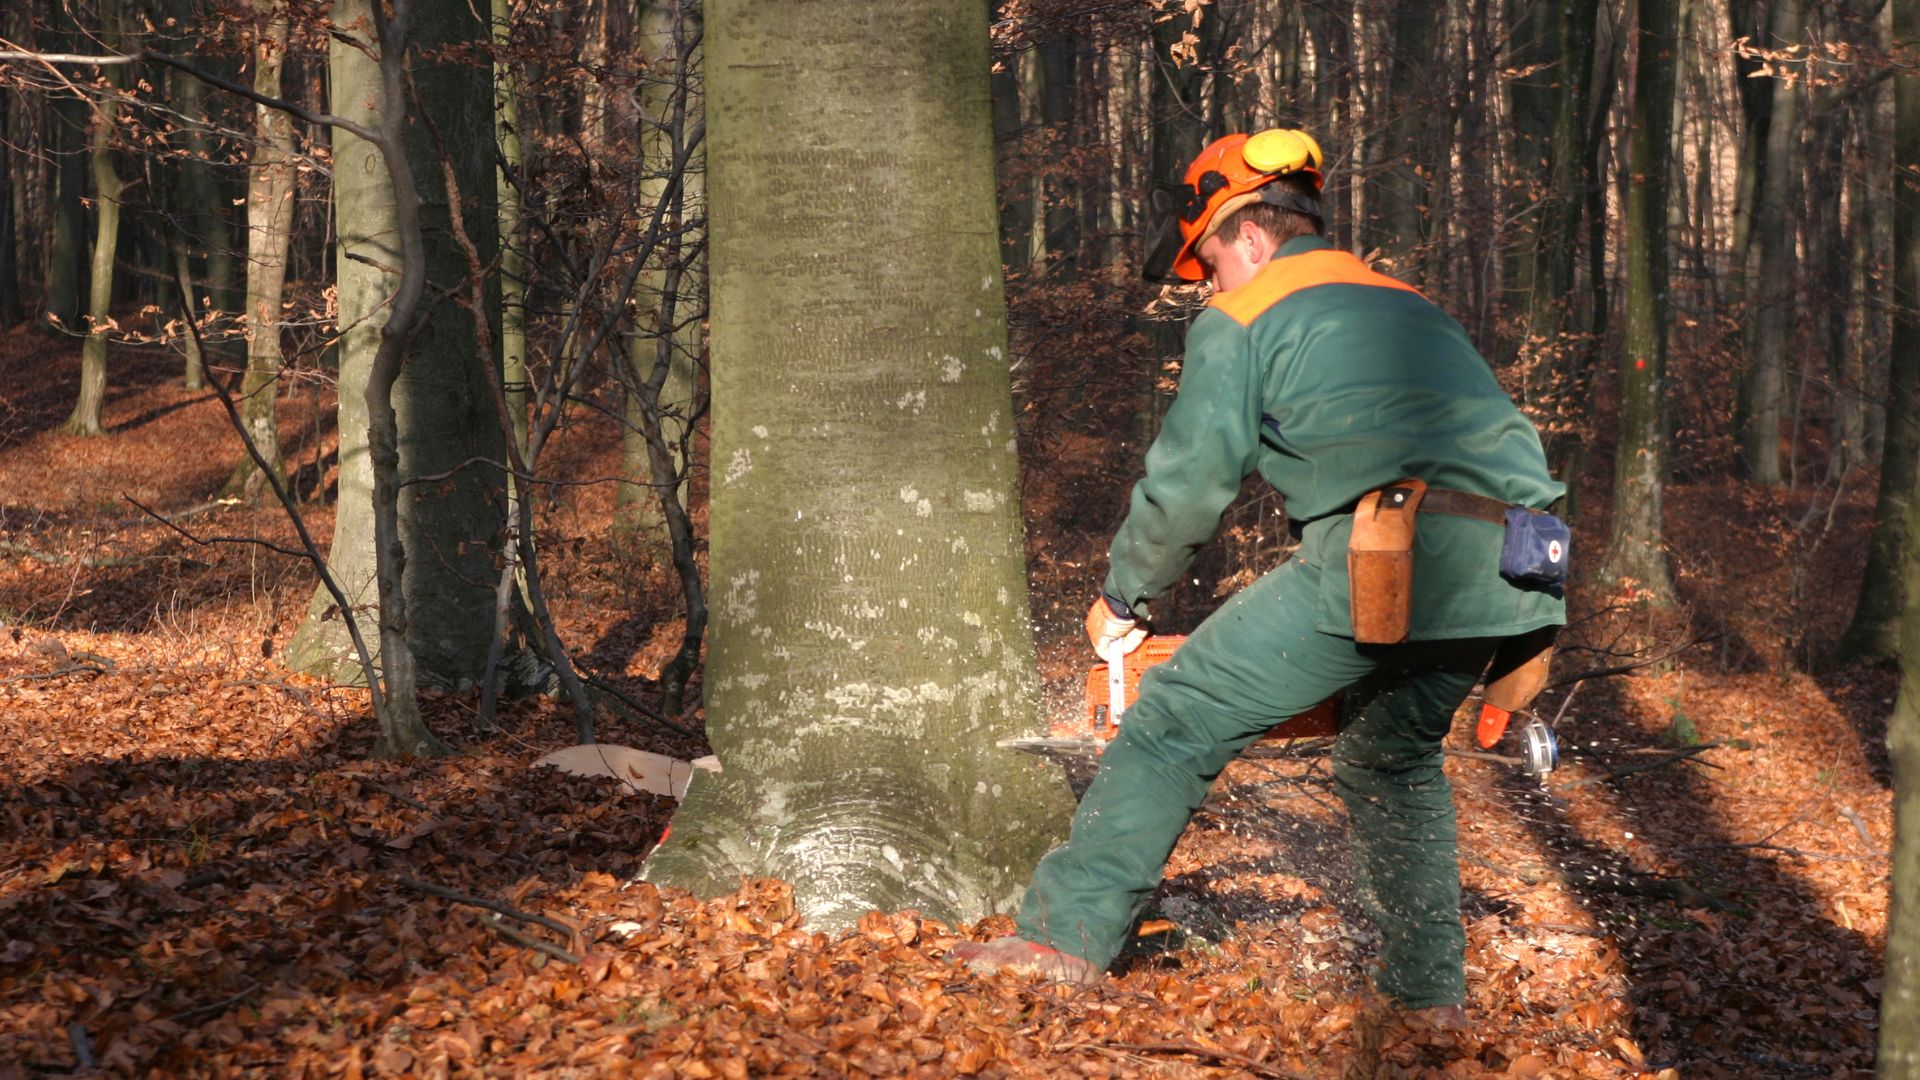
531, 744, 720, 800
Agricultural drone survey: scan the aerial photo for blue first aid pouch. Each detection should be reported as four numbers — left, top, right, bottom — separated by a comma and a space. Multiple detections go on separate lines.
1500, 507, 1570, 590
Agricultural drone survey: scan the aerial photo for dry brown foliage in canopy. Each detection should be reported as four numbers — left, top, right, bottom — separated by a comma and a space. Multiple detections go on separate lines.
0, 319, 1894, 1077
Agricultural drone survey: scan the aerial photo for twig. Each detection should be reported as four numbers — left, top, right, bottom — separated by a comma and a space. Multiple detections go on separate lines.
67, 1023, 94, 1069
1550, 634, 1714, 688
1445, 747, 1525, 766
397, 876, 579, 941
218, 677, 316, 707
1465, 854, 1730, 911
170, 267, 391, 738
1678, 841, 1889, 863
1, 663, 112, 684
580, 671, 699, 737
1521, 922, 1608, 938
0, 540, 147, 568
1055, 1039, 1305, 1079
1555, 741, 1725, 789
169, 981, 261, 1024
482, 914, 582, 965
367, 781, 432, 813
124, 497, 311, 560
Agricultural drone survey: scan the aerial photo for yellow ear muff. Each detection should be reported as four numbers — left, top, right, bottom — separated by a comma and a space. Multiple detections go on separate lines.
1242, 129, 1323, 176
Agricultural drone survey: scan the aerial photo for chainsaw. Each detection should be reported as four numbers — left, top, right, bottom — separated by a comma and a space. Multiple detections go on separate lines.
1003, 634, 1558, 798
1001, 635, 1341, 798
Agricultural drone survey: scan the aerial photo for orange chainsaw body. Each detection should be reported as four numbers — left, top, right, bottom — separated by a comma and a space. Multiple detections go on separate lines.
1082, 634, 1341, 740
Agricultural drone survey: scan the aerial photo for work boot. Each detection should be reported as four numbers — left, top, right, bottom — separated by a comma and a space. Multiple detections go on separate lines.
947, 936, 1102, 985
1404, 1003, 1467, 1031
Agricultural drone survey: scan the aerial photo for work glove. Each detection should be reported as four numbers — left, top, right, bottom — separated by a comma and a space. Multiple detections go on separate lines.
1085, 595, 1148, 659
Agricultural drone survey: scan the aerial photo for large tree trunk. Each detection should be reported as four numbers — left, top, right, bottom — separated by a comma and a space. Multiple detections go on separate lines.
1600, 0, 1677, 600
1530, 0, 1599, 492
1039, 33, 1079, 274
991, 35, 1034, 275
1507, 0, 1560, 305
643, 0, 1076, 930
1734, 0, 1802, 485
223, 2, 295, 498
1885, 14, 1920, 1034
0, 89, 22, 327
1843, 1, 1919, 663
617, 0, 707, 717
616, 0, 704, 561
44, 24, 91, 335
491, 0, 527, 464
61, 0, 127, 438
287, 0, 512, 731
1371, 0, 1438, 280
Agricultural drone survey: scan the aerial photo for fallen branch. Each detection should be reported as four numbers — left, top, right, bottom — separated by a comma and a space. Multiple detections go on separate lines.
398, 876, 580, 942
67, 1023, 94, 1069
483, 914, 582, 966
579, 671, 699, 738
0, 662, 112, 684
1680, 841, 1889, 863
1445, 747, 1525, 766
1055, 1039, 1306, 1079
124, 497, 311, 560
0, 540, 150, 568
1550, 634, 1714, 688
218, 677, 316, 707
366, 781, 432, 813
169, 981, 261, 1024
1465, 853, 1730, 911
1555, 741, 1725, 789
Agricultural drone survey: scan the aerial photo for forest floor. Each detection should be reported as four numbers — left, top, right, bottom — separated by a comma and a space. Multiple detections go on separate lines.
0, 324, 1894, 1077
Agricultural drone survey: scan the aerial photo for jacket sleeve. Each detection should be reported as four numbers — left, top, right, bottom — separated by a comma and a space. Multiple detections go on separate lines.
1102, 311, 1264, 610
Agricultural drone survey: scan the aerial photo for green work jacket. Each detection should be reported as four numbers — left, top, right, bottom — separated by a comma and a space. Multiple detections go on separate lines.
1104, 236, 1566, 641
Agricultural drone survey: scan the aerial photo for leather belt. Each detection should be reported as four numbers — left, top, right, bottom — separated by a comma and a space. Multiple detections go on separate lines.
1416, 487, 1512, 525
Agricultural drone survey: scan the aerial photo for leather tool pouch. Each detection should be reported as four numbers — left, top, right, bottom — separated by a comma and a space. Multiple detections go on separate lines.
1347, 478, 1427, 644
1483, 625, 1556, 713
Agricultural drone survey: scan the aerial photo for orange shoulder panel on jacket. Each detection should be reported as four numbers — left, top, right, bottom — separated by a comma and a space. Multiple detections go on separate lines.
1209, 249, 1423, 327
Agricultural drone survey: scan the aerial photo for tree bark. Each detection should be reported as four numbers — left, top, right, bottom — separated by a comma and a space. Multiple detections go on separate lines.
287, 0, 511, 736
1734, 0, 1802, 485
492, 0, 527, 464
1039, 33, 1079, 273
61, 0, 127, 438
990, 39, 1032, 275
1528, 0, 1599, 484
643, 0, 1076, 930
44, 24, 91, 335
0, 87, 21, 327
1843, 1, 1919, 664
616, 0, 704, 561
1600, 0, 1678, 600
1372, 0, 1439, 279
1877, 3, 1919, 1062
223, 2, 295, 498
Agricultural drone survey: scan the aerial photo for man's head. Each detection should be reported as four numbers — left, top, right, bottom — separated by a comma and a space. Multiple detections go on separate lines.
1144, 129, 1326, 287
1194, 174, 1324, 291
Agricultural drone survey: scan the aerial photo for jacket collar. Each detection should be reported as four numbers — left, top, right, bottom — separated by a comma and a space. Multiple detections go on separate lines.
1277, 235, 1333, 259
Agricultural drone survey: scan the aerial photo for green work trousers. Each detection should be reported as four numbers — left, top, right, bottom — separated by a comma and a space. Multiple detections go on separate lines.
1015, 555, 1502, 1008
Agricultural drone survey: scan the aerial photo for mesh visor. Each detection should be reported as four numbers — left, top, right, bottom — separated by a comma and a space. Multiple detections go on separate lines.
1142, 186, 1187, 284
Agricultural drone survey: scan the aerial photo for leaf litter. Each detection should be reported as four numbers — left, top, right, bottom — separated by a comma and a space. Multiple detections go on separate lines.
0, 327, 1892, 1076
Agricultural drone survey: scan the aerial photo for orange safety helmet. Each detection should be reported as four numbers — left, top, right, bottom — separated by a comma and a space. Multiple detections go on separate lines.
1144, 128, 1326, 283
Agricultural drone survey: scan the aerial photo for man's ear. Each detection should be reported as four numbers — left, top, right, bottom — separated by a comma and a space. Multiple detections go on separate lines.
1241, 220, 1274, 262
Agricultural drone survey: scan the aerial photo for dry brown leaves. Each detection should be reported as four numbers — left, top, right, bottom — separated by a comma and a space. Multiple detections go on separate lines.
0, 325, 1892, 1076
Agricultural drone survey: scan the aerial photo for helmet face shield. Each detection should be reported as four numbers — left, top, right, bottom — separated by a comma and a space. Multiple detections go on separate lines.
1142, 186, 1190, 284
